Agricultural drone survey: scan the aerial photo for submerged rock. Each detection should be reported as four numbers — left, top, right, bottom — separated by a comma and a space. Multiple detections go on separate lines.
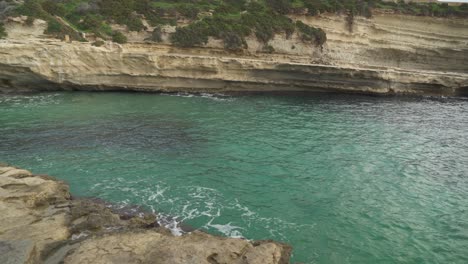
0, 163, 291, 264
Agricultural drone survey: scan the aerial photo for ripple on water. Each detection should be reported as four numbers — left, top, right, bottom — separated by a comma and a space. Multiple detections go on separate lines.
1, 92, 468, 264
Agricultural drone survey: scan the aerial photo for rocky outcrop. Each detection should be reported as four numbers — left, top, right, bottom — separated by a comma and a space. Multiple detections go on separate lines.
0, 163, 291, 264
0, 13, 467, 96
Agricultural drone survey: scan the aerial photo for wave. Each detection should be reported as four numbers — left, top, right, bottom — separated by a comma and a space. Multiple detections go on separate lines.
161, 92, 234, 102
89, 179, 312, 243
0, 93, 62, 107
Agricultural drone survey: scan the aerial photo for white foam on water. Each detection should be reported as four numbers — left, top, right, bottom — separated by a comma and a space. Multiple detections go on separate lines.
206, 222, 244, 238
89, 177, 310, 243
161, 92, 233, 102
157, 214, 185, 236
0, 94, 62, 107
199, 93, 234, 102
161, 92, 195, 98
71, 232, 89, 240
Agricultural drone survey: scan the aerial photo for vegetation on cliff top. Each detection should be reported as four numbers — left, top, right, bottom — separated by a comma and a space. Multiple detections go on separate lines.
3, 0, 468, 49
0, 22, 6, 39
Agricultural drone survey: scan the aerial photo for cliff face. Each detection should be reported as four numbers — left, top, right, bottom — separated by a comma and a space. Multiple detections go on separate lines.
0, 13, 467, 96
0, 163, 291, 264
298, 13, 468, 73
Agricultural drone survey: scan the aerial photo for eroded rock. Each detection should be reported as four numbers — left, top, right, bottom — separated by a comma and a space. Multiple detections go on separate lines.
63, 230, 291, 264
0, 164, 291, 264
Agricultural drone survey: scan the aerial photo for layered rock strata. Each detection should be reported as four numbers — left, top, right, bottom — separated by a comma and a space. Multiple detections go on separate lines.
0, 163, 291, 264
0, 13, 467, 96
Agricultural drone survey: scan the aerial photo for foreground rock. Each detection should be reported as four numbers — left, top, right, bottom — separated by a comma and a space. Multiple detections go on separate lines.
0, 163, 291, 264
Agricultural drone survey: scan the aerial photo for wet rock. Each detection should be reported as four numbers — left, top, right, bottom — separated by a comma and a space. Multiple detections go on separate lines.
0, 240, 36, 264
69, 198, 158, 233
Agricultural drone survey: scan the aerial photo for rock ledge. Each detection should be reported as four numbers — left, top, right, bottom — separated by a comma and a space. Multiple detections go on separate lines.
0, 163, 291, 264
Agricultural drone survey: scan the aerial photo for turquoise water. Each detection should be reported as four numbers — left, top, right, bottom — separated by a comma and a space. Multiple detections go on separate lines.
1, 92, 468, 263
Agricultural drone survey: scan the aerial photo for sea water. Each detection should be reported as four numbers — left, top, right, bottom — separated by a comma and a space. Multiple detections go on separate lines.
1, 92, 467, 263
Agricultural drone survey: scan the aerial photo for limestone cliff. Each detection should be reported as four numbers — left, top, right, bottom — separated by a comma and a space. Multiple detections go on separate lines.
0, 13, 467, 96
0, 163, 291, 264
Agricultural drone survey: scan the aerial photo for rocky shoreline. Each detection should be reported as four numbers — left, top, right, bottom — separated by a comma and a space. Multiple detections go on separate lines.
0, 163, 291, 264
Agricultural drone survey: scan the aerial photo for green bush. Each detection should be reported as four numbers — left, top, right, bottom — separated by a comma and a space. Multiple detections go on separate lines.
13, 0, 342, 51
45, 19, 63, 34
0, 23, 7, 39
17, 0, 49, 19
25, 16, 35, 26
44, 18, 84, 41
246, 1, 266, 13
41, 0, 66, 17
171, 24, 208, 47
346, 10, 354, 32
146, 26, 163, 42
168, 3, 326, 50
222, 32, 246, 51
98, 0, 144, 31
296, 21, 326, 46
92, 40, 105, 47
112, 31, 127, 44
125, 14, 145, 32
99, 0, 134, 21
263, 45, 275, 53
178, 5, 199, 20
266, 0, 291, 15
79, 15, 103, 31
375, 0, 467, 18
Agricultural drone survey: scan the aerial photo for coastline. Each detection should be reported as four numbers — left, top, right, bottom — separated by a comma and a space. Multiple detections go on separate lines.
1, 13, 467, 97
0, 163, 291, 264
0, 39, 466, 96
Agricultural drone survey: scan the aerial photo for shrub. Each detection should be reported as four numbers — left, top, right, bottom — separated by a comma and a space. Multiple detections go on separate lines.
134, 0, 152, 15
241, 11, 295, 43
246, 1, 266, 13
44, 18, 84, 41
346, 10, 354, 33
146, 26, 162, 42
112, 31, 127, 44
45, 19, 63, 34
0, 22, 7, 39
17, 0, 49, 19
178, 5, 199, 20
75, 3, 92, 15
41, 0, 66, 17
124, 14, 145, 32
79, 15, 102, 31
99, 0, 133, 21
263, 45, 275, 53
171, 25, 208, 47
25, 16, 35, 26
296, 21, 327, 46
222, 32, 246, 51
266, 0, 291, 15
92, 40, 105, 47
